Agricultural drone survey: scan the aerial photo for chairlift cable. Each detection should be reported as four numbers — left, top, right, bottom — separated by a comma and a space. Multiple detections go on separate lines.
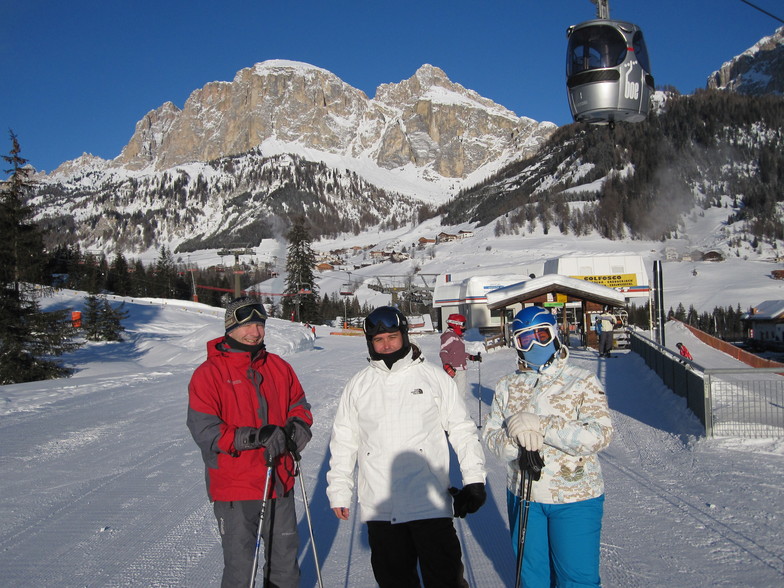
739, 0, 784, 25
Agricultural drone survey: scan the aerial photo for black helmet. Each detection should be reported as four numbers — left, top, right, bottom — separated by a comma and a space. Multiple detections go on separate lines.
363, 306, 410, 359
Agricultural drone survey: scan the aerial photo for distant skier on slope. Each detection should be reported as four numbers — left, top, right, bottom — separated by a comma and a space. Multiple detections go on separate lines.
676, 342, 694, 361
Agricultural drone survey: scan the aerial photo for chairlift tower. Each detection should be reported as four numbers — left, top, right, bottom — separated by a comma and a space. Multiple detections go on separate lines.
217, 245, 256, 299
339, 271, 356, 328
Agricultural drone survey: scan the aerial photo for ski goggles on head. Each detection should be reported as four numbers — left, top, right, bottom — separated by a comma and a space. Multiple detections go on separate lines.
513, 324, 556, 352
364, 307, 405, 335
233, 303, 267, 325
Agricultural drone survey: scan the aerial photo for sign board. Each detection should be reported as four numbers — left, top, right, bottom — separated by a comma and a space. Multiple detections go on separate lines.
572, 273, 638, 288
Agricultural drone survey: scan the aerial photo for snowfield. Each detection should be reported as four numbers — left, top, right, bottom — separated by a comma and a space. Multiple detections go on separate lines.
1, 291, 783, 587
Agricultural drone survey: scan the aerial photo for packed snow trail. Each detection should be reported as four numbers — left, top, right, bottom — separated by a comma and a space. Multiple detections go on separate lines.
0, 294, 782, 587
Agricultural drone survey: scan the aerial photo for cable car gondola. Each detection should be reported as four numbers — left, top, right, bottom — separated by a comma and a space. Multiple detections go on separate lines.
566, 0, 654, 125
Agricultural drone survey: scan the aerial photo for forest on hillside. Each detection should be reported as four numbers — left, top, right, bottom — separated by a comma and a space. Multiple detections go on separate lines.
443, 91, 784, 247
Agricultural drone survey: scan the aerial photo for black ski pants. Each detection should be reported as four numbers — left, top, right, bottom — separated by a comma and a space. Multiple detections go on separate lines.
367, 517, 469, 588
213, 493, 300, 588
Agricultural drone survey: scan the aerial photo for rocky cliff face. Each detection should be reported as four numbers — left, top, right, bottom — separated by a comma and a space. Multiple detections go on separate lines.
112, 60, 554, 179
707, 26, 784, 95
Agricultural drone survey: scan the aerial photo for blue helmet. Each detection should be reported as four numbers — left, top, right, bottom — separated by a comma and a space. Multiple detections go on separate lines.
510, 306, 561, 371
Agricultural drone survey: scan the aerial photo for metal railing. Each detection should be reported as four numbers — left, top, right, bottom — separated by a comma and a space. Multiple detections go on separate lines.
630, 330, 784, 438
704, 368, 784, 437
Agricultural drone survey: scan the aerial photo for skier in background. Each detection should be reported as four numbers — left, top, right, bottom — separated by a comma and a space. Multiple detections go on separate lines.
676, 342, 693, 361
440, 313, 482, 401
595, 307, 616, 358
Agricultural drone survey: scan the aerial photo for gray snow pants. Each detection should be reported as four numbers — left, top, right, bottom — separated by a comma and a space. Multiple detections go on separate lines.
213, 493, 300, 587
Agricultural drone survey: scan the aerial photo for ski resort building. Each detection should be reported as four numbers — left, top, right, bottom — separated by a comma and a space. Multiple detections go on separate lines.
432, 255, 650, 340
542, 255, 650, 301
741, 300, 784, 350
432, 273, 532, 331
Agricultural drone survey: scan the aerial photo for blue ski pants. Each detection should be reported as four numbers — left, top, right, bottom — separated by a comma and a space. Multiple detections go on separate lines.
507, 490, 604, 588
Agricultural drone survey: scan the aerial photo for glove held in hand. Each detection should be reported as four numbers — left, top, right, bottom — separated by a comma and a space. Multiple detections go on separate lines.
519, 449, 545, 481
506, 411, 543, 452
284, 418, 313, 458
258, 424, 287, 465
449, 483, 487, 518
234, 426, 262, 452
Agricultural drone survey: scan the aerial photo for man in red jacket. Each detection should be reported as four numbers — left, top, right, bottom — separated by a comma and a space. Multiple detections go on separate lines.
188, 296, 313, 587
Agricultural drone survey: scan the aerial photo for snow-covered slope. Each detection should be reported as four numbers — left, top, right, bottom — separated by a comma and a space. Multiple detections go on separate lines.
0, 290, 781, 587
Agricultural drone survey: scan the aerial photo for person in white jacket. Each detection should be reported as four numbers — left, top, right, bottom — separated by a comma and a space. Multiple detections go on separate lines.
483, 306, 613, 588
327, 306, 487, 588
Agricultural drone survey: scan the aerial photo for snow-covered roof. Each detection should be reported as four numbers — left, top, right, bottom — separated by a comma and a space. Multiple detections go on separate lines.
486, 274, 626, 310
744, 299, 784, 320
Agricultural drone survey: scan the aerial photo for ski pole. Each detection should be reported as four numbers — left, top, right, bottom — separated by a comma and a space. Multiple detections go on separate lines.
514, 449, 544, 588
250, 465, 274, 588
514, 469, 533, 588
288, 442, 324, 588
477, 360, 483, 428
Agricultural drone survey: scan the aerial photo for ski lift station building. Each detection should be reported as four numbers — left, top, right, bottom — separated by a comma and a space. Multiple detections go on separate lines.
432, 255, 650, 332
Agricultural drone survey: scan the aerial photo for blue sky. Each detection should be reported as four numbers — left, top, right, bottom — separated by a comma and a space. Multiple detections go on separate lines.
2, 0, 781, 173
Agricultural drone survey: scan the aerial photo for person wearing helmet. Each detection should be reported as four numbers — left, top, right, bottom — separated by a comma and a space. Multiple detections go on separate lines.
187, 297, 313, 587
327, 306, 487, 587
440, 313, 482, 401
483, 305, 613, 588
676, 342, 693, 361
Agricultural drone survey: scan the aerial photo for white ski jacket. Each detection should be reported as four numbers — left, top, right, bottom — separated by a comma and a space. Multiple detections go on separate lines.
326, 345, 486, 523
483, 352, 613, 504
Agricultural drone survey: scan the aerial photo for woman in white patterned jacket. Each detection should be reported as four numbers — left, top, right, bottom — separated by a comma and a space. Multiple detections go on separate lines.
483, 306, 613, 588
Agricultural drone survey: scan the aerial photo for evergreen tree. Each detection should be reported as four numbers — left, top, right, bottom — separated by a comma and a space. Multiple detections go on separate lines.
130, 260, 149, 297
0, 132, 81, 383
81, 294, 104, 341
82, 294, 128, 342
106, 252, 132, 296
674, 303, 687, 322
281, 217, 320, 323
99, 296, 128, 342
153, 246, 178, 298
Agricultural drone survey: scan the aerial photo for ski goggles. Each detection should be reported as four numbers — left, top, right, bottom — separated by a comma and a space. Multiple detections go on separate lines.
232, 303, 267, 325
513, 324, 555, 352
363, 307, 405, 335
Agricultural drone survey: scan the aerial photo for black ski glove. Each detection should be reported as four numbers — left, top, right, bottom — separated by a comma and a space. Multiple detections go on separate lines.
284, 418, 313, 459
519, 449, 545, 481
234, 426, 264, 452
257, 424, 287, 465
449, 483, 487, 518
469, 353, 482, 362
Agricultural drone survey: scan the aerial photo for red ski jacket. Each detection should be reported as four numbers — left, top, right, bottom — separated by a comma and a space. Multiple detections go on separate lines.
187, 337, 313, 502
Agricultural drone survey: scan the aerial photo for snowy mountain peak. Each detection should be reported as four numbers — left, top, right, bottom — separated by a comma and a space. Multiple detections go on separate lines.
61, 59, 554, 180
707, 26, 784, 94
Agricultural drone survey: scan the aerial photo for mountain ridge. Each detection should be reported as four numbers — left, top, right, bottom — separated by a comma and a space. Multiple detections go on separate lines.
28, 30, 784, 263
55, 60, 554, 183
